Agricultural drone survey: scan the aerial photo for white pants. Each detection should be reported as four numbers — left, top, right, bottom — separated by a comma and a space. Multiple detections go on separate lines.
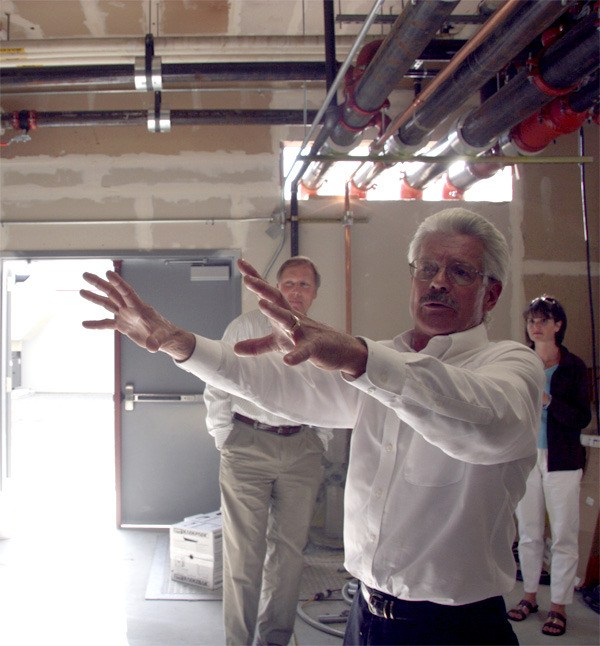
515, 449, 582, 605
219, 422, 324, 646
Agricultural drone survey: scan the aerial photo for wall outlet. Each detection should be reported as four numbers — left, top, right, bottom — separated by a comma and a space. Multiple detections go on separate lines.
580, 434, 600, 448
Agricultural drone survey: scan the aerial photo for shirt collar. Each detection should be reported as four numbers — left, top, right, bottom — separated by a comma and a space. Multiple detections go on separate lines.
394, 324, 490, 360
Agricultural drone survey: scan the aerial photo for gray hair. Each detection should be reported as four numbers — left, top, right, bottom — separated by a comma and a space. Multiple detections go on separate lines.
276, 256, 321, 289
407, 208, 509, 285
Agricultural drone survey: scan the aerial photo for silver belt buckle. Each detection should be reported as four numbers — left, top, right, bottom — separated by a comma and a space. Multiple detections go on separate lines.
363, 584, 394, 619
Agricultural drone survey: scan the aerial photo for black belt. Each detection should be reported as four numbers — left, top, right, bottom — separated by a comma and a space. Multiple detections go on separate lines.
362, 583, 405, 620
361, 583, 505, 621
233, 412, 302, 436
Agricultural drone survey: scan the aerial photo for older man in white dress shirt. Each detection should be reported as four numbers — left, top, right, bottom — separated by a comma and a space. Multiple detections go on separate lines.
81, 208, 543, 645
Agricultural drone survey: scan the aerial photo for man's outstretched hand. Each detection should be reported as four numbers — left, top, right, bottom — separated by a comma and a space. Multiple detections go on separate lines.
80, 261, 368, 378
236, 259, 367, 379
80, 271, 196, 362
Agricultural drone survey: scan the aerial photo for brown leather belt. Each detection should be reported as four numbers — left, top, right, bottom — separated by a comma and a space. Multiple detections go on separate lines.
233, 412, 302, 436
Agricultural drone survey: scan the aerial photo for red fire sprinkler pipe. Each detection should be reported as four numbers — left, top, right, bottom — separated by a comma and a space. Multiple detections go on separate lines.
509, 95, 593, 155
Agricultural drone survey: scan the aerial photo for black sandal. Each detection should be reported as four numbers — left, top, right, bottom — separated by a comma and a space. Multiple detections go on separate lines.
507, 599, 539, 622
542, 611, 567, 637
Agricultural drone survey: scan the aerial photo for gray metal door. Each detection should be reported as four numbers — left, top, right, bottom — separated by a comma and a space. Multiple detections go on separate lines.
118, 254, 240, 526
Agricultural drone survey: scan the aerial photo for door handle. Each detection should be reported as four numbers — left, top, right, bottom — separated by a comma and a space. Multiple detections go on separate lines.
124, 383, 203, 411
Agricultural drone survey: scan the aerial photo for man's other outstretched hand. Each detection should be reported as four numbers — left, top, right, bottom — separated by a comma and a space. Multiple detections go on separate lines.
236, 259, 367, 379
80, 270, 196, 362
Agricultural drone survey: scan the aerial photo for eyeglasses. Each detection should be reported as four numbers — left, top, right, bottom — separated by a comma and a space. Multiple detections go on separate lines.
409, 259, 486, 286
526, 317, 554, 326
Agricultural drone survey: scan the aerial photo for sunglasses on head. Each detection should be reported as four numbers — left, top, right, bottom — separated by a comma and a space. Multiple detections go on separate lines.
530, 295, 557, 305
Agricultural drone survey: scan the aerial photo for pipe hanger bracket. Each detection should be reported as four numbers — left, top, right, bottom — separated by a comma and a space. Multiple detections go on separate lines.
134, 33, 163, 91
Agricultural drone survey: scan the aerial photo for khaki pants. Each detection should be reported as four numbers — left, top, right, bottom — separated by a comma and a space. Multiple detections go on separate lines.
219, 422, 325, 646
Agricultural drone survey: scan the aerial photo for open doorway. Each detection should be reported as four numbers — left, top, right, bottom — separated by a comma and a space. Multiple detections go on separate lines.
1, 257, 115, 539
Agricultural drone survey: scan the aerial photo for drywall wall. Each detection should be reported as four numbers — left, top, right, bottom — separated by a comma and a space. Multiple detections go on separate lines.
1, 122, 598, 368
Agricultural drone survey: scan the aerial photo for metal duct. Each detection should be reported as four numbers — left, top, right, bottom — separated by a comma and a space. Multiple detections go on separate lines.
300, 0, 460, 191
404, 12, 600, 190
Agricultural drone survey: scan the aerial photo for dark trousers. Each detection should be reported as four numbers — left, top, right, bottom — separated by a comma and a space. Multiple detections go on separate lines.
343, 585, 519, 645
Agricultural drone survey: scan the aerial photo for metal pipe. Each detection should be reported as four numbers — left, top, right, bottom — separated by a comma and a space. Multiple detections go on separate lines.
332, 0, 460, 147
290, 187, 300, 257
0, 62, 329, 92
344, 184, 353, 335
404, 14, 600, 190
288, 0, 385, 166
323, 0, 338, 95
295, 153, 593, 164
509, 93, 596, 156
0, 217, 273, 226
569, 70, 600, 113
301, 0, 460, 191
578, 127, 600, 435
370, 0, 522, 152
461, 14, 600, 149
1, 109, 320, 129
350, 0, 527, 191
0, 216, 369, 226
448, 71, 600, 193
282, 0, 385, 201
396, 0, 574, 148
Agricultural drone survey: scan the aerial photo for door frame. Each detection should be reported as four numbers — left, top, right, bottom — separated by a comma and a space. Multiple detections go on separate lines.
0, 248, 240, 527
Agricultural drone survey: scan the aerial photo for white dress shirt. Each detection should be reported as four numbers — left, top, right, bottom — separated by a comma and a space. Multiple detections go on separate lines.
179, 323, 544, 605
204, 309, 331, 449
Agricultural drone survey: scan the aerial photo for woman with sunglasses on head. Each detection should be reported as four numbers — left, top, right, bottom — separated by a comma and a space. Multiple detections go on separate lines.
507, 295, 591, 637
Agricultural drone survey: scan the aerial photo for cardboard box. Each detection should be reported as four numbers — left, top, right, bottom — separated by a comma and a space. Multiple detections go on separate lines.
170, 547, 223, 589
170, 510, 223, 589
170, 510, 223, 559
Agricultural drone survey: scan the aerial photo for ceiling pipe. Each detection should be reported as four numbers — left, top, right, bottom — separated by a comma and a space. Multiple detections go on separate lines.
283, 0, 385, 214
299, 0, 460, 192
0, 109, 321, 130
442, 159, 502, 199
403, 12, 600, 191
0, 46, 452, 95
502, 71, 600, 155
361, 1, 524, 153
439, 70, 599, 197
396, 0, 576, 149
331, 0, 460, 148
461, 14, 599, 148
290, 0, 339, 258
351, 0, 573, 192
0, 62, 331, 93
444, 75, 598, 195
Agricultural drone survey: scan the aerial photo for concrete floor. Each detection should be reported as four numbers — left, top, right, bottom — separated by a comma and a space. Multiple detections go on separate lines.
0, 393, 598, 645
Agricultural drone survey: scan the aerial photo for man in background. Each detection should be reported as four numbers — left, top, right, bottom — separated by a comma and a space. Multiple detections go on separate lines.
204, 256, 328, 646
